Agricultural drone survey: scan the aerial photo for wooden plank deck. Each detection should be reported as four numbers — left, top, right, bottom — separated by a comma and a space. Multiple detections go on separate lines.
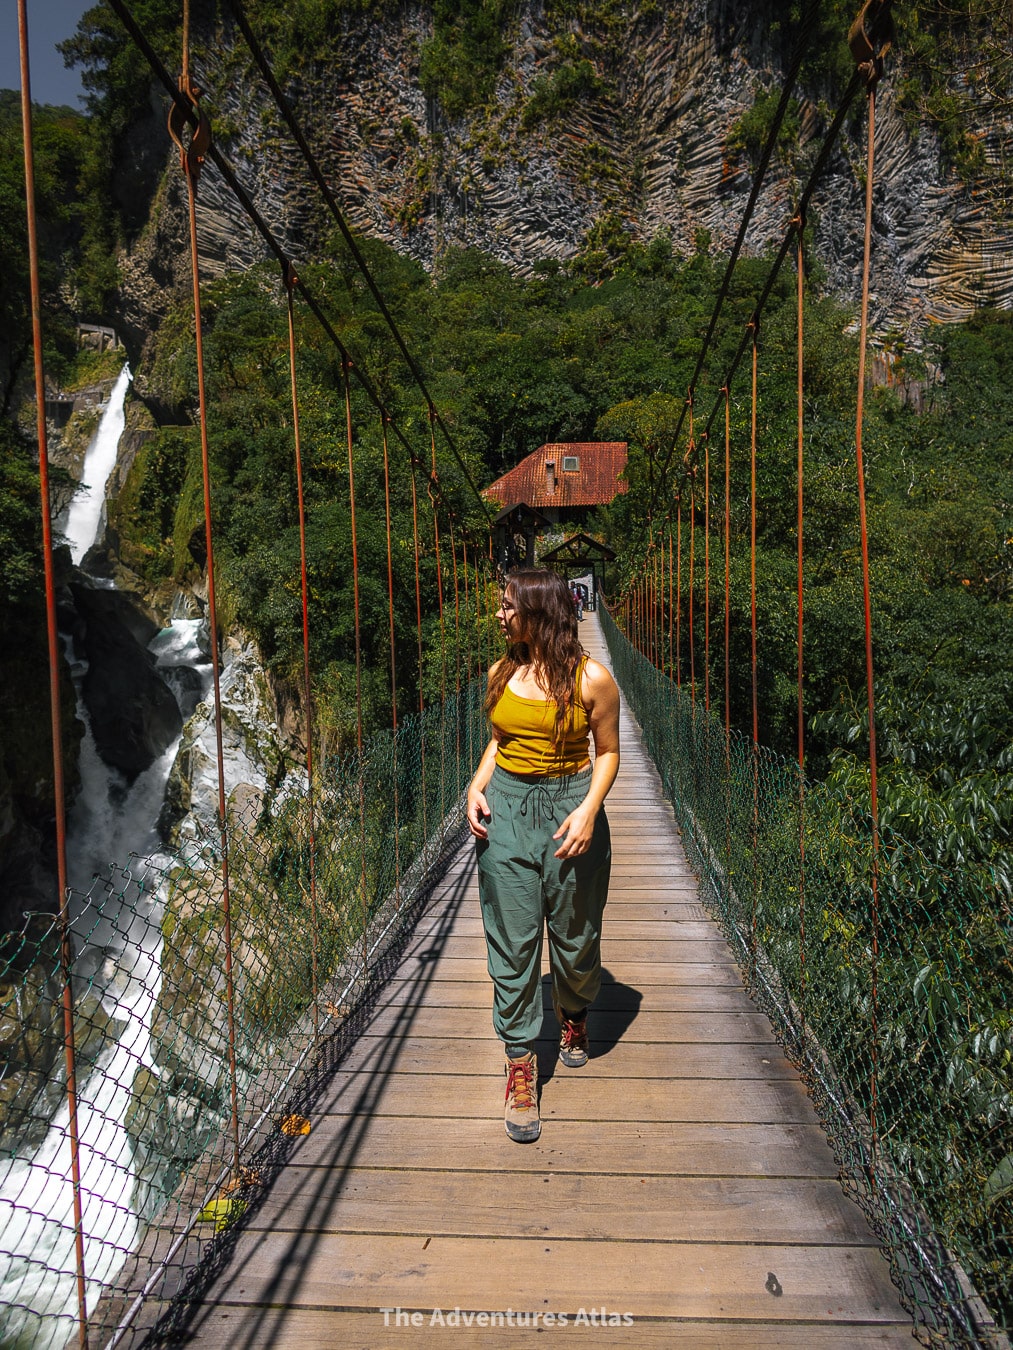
178, 611, 915, 1348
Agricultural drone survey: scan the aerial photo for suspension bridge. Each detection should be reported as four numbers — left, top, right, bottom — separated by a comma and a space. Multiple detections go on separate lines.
145, 611, 915, 1348
4, 0, 1012, 1347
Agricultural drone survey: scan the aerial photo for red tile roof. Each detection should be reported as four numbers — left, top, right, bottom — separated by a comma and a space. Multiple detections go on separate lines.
485, 442, 628, 511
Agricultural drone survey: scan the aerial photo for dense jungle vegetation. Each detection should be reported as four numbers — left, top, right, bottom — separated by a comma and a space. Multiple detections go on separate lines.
1, 0, 1011, 1324
1, 0, 1011, 885
107, 234, 1013, 894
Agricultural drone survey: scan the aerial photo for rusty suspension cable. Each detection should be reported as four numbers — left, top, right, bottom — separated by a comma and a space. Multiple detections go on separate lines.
224, 0, 491, 524
17, 2, 88, 1341
167, 63, 242, 1182
283, 262, 320, 1038
103, 0, 489, 553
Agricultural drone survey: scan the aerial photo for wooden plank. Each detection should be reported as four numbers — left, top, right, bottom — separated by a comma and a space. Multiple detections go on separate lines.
356, 1003, 778, 1045
172, 612, 915, 1347
331, 1036, 799, 1081
248, 1171, 880, 1245
414, 915, 728, 941
403, 958, 749, 986
190, 1232, 908, 1324
404, 934, 738, 965
311, 1072, 826, 1125
419, 905, 719, 928
192, 1308, 917, 1349
283, 1117, 841, 1179
372, 979, 758, 1014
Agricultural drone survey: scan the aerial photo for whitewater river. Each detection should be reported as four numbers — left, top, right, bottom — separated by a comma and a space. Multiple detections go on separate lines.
0, 372, 211, 1347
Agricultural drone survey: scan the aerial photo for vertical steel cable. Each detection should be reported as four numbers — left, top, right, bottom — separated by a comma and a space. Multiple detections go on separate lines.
856, 75, 883, 1151
651, 537, 659, 664
749, 322, 760, 973
686, 393, 696, 701
667, 527, 674, 678
675, 499, 682, 687
703, 434, 711, 713
723, 387, 732, 738
283, 265, 319, 1038
380, 413, 402, 908
722, 384, 733, 891
167, 36, 241, 1179
659, 531, 665, 672
643, 565, 649, 657
650, 538, 658, 667
688, 468, 697, 704
449, 517, 463, 793
341, 358, 368, 960
427, 413, 447, 823
462, 536, 475, 772
794, 214, 807, 998
409, 457, 428, 840
17, 5, 88, 1340
749, 324, 760, 752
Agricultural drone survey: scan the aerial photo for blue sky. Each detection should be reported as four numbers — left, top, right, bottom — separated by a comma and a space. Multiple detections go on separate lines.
2, 1, 94, 107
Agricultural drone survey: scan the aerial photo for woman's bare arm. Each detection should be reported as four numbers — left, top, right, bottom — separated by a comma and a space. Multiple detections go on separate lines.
553, 658, 620, 859
467, 736, 500, 839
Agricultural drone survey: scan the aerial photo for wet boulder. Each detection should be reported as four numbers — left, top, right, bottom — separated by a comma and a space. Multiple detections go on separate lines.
70, 582, 182, 782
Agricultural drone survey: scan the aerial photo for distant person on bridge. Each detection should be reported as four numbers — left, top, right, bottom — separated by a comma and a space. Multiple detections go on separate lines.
467, 569, 620, 1142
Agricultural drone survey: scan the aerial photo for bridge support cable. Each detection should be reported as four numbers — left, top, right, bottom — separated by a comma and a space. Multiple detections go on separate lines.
721, 385, 734, 921
793, 214, 808, 1007
380, 414, 403, 911
167, 24, 243, 1185
460, 535, 474, 782
850, 0, 895, 1162
340, 358, 370, 969
703, 432, 711, 714
409, 457, 429, 842
664, 527, 672, 678
448, 518, 464, 801
688, 477, 696, 703
223, 0, 490, 523
17, 0, 89, 1342
675, 499, 682, 686
647, 0, 824, 519
628, 52, 869, 561
427, 413, 449, 826
648, 534, 658, 669
748, 322, 760, 984
283, 262, 321, 1040
104, 0, 491, 563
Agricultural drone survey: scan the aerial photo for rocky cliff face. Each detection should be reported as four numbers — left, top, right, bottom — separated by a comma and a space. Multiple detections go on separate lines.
114, 0, 1012, 371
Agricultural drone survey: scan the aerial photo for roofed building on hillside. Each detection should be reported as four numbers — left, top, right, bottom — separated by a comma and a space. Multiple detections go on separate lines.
484, 442, 628, 526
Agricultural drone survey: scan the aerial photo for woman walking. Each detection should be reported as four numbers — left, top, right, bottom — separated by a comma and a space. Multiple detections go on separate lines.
466, 569, 620, 1141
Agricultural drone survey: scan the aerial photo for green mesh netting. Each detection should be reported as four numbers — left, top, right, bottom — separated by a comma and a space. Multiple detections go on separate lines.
600, 602, 1012, 1348
0, 679, 485, 1349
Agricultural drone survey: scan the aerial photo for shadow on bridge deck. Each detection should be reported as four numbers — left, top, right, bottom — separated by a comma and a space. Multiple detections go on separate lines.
160, 612, 915, 1348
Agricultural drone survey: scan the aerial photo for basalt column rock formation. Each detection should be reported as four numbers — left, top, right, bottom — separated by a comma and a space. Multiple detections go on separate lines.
114, 1, 1013, 357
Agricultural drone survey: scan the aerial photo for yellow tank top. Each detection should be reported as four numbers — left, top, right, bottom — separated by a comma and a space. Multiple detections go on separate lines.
490, 659, 590, 777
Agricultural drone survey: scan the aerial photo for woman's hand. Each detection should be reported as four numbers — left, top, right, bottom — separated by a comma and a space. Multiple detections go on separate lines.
467, 784, 492, 840
553, 802, 598, 859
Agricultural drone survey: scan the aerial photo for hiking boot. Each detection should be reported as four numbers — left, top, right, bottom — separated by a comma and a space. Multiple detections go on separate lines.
504, 1051, 540, 1142
556, 1007, 589, 1068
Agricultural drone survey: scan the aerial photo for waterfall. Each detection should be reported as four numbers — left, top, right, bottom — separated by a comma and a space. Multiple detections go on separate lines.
0, 365, 212, 1347
63, 364, 132, 566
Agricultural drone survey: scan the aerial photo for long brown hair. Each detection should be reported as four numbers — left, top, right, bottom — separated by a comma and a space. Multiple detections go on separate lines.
485, 569, 585, 746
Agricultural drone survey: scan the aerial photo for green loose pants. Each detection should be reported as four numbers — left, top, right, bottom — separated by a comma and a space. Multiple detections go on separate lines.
476, 764, 612, 1053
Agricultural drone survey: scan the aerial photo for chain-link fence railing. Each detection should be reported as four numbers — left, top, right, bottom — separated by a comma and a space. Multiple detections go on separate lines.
601, 603, 1011, 1350
0, 679, 484, 1349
